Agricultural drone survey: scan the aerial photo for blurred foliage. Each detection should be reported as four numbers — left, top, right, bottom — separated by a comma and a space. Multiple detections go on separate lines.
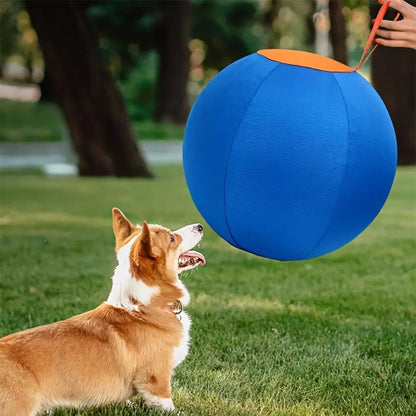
0, 0, 42, 81
0, 0, 19, 65
87, 1, 158, 80
1, 0, 373, 124
119, 51, 158, 121
344, 0, 371, 65
191, 0, 262, 70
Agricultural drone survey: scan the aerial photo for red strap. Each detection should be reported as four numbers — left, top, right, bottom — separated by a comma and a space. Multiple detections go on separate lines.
354, 0, 400, 71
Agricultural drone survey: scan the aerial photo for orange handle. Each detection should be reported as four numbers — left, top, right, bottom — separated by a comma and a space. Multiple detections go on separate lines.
354, 0, 400, 71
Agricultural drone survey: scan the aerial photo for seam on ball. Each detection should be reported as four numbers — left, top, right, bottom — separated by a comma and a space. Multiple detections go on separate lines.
222, 60, 282, 250
302, 72, 352, 259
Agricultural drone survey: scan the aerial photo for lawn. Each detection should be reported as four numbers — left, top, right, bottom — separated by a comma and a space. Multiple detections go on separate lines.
0, 166, 415, 416
0, 99, 185, 142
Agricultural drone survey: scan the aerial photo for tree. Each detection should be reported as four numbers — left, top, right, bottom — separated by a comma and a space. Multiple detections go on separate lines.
25, 0, 152, 177
87, 0, 191, 124
370, 0, 416, 165
329, 0, 348, 64
155, 0, 190, 123
262, 0, 279, 49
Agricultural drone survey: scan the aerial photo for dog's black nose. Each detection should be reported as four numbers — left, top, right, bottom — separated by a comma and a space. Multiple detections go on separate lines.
194, 224, 203, 233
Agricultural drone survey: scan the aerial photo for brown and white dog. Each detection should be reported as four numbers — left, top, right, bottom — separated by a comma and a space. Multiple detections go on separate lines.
0, 208, 205, 415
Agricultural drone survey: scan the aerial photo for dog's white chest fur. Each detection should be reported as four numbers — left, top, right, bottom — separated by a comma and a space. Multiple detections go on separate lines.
172, 277, 192, 367
173, 311, 191, 368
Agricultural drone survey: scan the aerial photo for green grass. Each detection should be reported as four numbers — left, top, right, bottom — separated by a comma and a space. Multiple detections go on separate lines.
132, 120, 185, 141
0, 98, 65, 143
1, 166, 415, 416
0, 99, 184, 142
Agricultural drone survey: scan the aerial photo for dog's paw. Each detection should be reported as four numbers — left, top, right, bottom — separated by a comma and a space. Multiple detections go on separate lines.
156, 397, 176, 412
143, 394, 175, 412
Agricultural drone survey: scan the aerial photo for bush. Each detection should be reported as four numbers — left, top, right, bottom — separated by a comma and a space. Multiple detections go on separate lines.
120, 51, 158, 122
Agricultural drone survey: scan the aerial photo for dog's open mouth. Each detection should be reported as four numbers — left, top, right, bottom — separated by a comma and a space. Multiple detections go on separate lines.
178, 250, 206, 269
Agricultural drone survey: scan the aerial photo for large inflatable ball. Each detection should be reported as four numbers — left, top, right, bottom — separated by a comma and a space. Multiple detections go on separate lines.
183, 49, 397, 261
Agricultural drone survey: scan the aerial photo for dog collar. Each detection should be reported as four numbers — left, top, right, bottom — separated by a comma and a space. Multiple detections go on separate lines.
165, 300, 183, 315
127, 297, 183, 317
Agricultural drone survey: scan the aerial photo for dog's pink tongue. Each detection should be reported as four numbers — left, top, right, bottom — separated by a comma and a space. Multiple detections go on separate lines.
182, 250, 206, 265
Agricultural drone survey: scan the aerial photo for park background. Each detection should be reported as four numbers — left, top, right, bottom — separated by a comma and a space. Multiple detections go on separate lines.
0, 1, 415, 415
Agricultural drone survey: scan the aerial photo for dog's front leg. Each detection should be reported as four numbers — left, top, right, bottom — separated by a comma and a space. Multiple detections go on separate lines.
135, 375, 175, 412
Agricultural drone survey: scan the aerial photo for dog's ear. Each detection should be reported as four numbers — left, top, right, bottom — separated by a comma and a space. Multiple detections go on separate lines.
112, 208, 135, 248
138, 221, 156, 259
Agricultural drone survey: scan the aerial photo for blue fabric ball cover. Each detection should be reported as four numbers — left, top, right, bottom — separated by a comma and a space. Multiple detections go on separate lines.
183, 50, 397, 261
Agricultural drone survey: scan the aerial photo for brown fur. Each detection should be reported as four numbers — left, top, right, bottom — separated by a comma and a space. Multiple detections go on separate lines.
0, 208, 200, 415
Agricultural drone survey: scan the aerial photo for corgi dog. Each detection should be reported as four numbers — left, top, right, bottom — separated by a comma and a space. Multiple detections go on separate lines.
0, 208, 205, 415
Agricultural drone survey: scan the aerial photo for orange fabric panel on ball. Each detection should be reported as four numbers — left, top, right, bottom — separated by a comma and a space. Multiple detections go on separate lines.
257, 49, 354, 73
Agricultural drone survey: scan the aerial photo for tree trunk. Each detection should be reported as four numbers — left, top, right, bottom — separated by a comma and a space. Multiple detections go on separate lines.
25, 0, 152, 177
328, 0, 348, 65
263, 0, 279, 49
155, 0, 190, 124
370, 0, 416, 165
39, 68, 55, 102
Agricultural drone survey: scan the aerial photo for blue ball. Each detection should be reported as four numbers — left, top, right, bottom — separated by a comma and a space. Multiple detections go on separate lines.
183, 50, 397, 261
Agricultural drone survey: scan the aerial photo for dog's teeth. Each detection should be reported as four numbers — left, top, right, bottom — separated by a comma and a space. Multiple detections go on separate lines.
179, 254, 203, 268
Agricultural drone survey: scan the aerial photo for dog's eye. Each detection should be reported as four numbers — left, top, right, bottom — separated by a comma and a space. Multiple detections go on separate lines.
170, 235, 175, 243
